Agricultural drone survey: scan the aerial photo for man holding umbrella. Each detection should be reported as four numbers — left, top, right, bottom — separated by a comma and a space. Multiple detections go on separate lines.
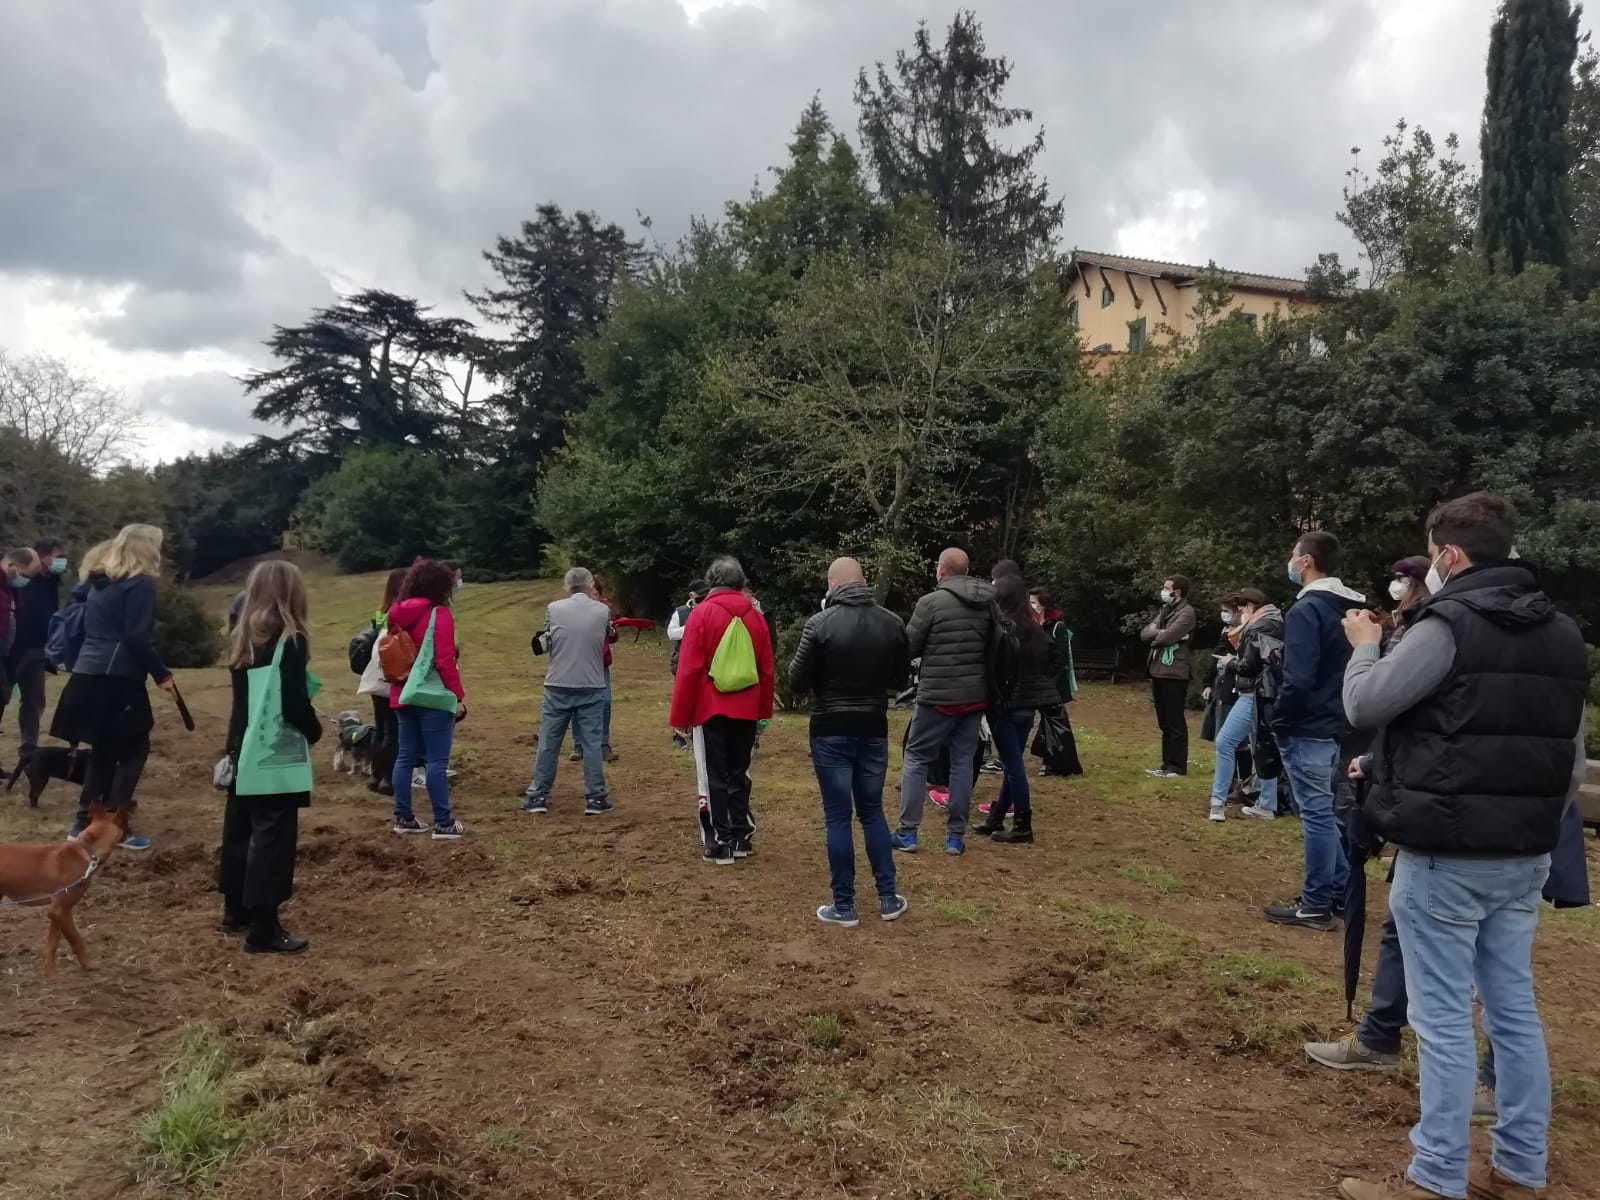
1332, 494, 1587, 1200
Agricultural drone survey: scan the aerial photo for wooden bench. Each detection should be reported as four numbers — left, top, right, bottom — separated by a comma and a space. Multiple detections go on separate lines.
1072, 646, 1121, 684
1582, 760, 1600, 833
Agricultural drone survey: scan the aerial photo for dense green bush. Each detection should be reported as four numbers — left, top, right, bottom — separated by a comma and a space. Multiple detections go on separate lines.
155, 585, 223, 669
300, 447, 450, 574
773, 615, 811, 713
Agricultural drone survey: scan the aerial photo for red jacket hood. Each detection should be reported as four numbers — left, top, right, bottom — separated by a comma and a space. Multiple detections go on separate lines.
388, 597, 437, 630
703, 588, 756, 619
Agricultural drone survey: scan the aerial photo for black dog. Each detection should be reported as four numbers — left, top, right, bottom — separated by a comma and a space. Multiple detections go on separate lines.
5, 746, 88, 808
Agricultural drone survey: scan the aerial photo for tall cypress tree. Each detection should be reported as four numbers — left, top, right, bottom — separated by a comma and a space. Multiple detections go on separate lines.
1479, 0, 1581, 273
855, 10, 1061, 269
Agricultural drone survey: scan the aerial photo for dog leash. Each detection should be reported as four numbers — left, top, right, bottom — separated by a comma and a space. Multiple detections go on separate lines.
0, 850, 101, 908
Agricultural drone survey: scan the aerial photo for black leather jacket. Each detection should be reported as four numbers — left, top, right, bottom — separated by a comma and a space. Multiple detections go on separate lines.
787, 582, 910, 718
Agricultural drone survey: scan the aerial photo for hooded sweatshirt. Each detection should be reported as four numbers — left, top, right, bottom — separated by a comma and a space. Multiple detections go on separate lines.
668, 587, 776, 728
906, 574, 995, 708
387, 597, 464, 706
1271, 577, 1368, 739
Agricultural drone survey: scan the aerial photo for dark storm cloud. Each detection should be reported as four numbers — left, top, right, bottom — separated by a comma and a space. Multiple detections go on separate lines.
0, 0, 265, 291
2, 0, 1514, 381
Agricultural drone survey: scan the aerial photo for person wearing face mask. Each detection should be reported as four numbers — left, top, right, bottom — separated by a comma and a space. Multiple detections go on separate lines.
6, 538, 68, 761
1335, 492, 1586, 1200
1264, 530, 1366, 931
1224, 589, 1286, 821
1140, 574, 1196, 778
1384, 557, 1431, 651
0, 549, 38, 747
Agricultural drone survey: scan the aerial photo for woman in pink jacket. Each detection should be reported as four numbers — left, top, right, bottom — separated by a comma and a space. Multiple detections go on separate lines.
387, 559, 467, 839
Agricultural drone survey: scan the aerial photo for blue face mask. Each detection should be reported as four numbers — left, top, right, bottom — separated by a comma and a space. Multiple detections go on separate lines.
50, 557, 68, 575
8, 575, 28, 590
1286, 557, 1304, 586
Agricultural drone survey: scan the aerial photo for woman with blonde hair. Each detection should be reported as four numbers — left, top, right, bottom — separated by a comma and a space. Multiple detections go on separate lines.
51, 524, 173, 847
220, 560, 322, 954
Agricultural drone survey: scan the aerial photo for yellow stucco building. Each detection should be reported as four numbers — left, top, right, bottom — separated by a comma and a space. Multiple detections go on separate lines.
1063, 250, 1319, 367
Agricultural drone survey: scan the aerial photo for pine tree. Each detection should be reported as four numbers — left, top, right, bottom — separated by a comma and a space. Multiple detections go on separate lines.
1479, 0, 1581, 273
855, 11, 1061, 268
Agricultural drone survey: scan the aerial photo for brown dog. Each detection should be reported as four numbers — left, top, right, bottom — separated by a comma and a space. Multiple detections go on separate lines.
0, 804, 129, 976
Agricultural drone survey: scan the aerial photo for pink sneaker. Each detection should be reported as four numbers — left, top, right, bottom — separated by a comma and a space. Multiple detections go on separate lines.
977, 801, 992, 816
928, 789, 949, 809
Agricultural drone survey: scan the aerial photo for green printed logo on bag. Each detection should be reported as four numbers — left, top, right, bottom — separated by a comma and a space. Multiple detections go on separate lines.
235, 638, 315, 797
708, 616, 758, 693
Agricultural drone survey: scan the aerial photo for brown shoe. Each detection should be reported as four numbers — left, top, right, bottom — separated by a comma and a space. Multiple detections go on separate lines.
1468, 1160, 1544, 1200
1339, 1175, 1450, 1200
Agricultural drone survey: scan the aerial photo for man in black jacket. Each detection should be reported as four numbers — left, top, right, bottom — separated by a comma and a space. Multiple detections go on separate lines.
789, 558, 910, 926
892, 548, 994, 856
9, 537, 67, 758
1336, 493, 1586, 1200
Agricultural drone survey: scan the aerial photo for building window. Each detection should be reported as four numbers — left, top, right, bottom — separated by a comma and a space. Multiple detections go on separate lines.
1101, 285, 1115, 308
1066, 300, 1079, 327
1232, 311, 1258, 329
1128, 317, 1147, 352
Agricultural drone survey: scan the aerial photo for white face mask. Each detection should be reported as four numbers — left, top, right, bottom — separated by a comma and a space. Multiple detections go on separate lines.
1424, 548, 1453, 596
1388, 579, 1408, 603
1159, 588, 1174, 605
1219, 611, 1235, 626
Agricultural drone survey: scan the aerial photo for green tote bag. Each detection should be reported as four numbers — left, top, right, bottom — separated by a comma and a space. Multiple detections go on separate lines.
397, 609, 460, 713
235, 638, 322, 797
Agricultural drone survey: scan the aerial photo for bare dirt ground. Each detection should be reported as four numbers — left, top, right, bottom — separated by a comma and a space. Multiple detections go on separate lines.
3, 566, 1598, 1200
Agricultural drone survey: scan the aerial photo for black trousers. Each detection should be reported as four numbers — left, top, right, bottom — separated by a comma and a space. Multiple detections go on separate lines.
700, 715, 757, 846
1150, 678, 1189, 775
219, 791, 300, 911
8, 649, 48, 753
73, 734, 150, 826
371, 696, 399, 783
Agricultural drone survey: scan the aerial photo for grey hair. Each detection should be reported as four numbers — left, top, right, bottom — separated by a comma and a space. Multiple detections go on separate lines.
564, 566, 595, 593
705, 555, 747, 590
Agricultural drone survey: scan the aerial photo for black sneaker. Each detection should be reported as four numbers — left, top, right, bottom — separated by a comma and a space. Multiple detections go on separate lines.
703, 841, 735, 866
731, 838, 753, 859
979, 759, 1004, 775
244, 929, 309, 955
1263, 901, 1336, 932
583, 796, 614, 816
569, 749, 583, 762
392, 816, 429, 835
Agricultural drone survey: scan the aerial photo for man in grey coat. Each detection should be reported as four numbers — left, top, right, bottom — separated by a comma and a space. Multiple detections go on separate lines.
1140, 572, 1197, 778
520, 567, 614, 816
893, 548, 994, 857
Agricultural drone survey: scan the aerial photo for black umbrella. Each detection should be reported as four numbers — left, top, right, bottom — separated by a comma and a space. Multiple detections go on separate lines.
1337, 776, 1380, 1021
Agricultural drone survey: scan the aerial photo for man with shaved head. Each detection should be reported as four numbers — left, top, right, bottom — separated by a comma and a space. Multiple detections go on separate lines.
788, 556, 910, 925
892, 547, 995, 855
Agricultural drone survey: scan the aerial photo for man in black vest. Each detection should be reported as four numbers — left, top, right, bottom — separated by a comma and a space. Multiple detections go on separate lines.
1336, 493, 1586, 1200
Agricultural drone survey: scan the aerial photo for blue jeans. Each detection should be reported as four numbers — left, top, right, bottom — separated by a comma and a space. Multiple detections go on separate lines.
989, 708, 1035, 819
603, 666, 612, 745
1209, 695, 1278, 812
898, 706, 983, 837
811, 735, 896, 912
525, 686, 608, 802
1359, 909, 1497, 1089
1392, 850, 1551, 1198
1277, 735, 1349, 910
393, 706, 455, 825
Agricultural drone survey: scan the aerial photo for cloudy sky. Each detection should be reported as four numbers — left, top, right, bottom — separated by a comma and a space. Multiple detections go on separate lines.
0, 0, 1581, 459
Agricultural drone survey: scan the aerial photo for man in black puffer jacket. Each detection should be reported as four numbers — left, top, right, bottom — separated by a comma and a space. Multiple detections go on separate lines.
1336, 493, 1586, 1200
788, 558, 910, 926
893, 548, 994, 856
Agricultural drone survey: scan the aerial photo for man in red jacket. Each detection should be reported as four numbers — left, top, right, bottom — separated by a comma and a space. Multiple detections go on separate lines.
669, 556, 775, 865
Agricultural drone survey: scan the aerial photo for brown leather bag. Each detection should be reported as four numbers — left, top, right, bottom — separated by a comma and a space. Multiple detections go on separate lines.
377, 620, 418, 685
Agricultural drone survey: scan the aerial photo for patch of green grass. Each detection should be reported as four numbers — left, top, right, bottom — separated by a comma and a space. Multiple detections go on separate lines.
1117, 862, 1185, 894
1054, 902, 1192, 974
1553, 1073, 1600, 1105
487, 837, 522, 864
1050, 1149, 1092, 1173
1548, 904, 1600, 931
480, 1126, 526, 1150
135, 1027, 279, 1187
960, 1165, 1006, 1197
1209, 952, 1312, 985
924, 896, 1003, 926
804, 1013, 847, 1050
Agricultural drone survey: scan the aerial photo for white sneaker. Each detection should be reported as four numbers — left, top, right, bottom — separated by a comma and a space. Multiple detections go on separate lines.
1208, 807, 1226, 823
1241, 805, 1277, 820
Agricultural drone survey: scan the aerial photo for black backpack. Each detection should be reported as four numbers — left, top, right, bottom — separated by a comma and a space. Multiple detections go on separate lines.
348, 626, 378, 675
987, 603, 1022, 706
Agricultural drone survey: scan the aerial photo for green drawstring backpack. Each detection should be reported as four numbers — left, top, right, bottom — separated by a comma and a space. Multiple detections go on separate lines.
708, 616, 759, 693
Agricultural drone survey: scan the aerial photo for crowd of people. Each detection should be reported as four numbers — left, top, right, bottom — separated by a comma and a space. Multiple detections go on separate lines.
2, 487, 1591, 1200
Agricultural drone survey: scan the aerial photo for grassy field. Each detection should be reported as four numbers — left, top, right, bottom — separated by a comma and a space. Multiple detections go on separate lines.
2, 554, 1598, 1199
